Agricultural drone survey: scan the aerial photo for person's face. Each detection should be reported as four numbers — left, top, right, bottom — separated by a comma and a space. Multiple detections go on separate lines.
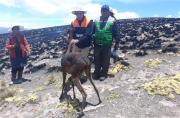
12, 28, 20, 35
75, 12, 84, 21
101, 9, 110, 19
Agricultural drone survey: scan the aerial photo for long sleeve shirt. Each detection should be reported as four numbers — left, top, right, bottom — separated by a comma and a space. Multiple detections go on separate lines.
71, 16, 94, 49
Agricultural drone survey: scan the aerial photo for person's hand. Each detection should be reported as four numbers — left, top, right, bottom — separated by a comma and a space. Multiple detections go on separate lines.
110, 11, 114, 17
13, 43, 20, 48
70, 39, 79, 44
13, 44, 17, 48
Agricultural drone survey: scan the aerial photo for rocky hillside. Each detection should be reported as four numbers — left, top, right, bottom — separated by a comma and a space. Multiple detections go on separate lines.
0, 18, 179, 74
0, 27, 9, 34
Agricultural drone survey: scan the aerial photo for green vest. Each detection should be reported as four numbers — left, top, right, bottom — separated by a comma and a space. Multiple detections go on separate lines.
94, 18, 113, 46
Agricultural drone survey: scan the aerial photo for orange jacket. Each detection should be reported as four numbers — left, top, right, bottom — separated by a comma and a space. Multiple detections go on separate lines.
6, 35, 31, 59
71, 16, 90, 28
70, 16, 93, 48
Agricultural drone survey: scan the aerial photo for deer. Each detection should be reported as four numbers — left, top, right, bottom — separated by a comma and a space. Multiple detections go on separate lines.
59, 28, 101, 116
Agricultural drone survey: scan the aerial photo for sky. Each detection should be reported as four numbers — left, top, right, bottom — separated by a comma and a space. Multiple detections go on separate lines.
0, 0, 179, 29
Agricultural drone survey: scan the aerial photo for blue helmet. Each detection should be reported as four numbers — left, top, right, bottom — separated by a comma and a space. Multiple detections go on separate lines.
101, 5, 110, 11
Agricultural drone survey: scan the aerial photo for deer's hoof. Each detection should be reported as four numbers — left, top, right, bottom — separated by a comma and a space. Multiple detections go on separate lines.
77, 111, 84, 118
98, 99, 102, 105
59, 96, 64, 102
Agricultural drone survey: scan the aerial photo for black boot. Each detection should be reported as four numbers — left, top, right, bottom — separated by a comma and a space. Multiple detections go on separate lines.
11, 72, 16, 83
10, 72, 20, 84
17, 70, 23, 83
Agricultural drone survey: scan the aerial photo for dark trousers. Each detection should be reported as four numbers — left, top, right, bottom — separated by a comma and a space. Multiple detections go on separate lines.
11, 67, 24, 80
94, 44, 111, 78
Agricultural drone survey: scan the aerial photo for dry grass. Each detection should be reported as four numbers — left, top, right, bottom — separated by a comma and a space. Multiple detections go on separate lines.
108, 64, 128, 76
106, 91, 120, 101
44, 74, 56, 86
0, 80, 17, 101
144, 73, 180, 99
144, 58, 163, 68
56, 101, 76, 116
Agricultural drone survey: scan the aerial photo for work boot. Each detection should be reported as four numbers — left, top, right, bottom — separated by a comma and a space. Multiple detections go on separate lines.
99, 77, 107, 81
93, 72, 100, 80
11, 72, 16, 82
10, 72, 18, 84
17, 70, 23, 83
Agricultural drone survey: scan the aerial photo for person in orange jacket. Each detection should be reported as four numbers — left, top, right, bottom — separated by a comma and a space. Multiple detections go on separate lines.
6, 26, 31, 84
68, 7, 93, 57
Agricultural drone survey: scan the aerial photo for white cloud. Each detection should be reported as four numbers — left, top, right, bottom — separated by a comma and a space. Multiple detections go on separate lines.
0, 0, 17, 7
23, 0, 92, 15
23, 0, 59, 15
0, 0, 139, 28
83, 4, 101, 19
0, 20, 49, 30
178, 11, 180, 17
153, 14, 159, 17
114, 0, 179, 3
114, 0, 143, 3
114, 11, 139, 19
166, 15, 172, 18
84, 4, 139, 19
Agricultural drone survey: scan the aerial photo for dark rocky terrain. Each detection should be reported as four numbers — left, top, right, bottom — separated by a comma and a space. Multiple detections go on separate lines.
0, 27, 9, 34
0, 18, 179, 118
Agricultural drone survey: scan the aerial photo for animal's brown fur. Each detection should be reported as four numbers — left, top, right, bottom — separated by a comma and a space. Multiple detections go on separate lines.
59, 53, 101, 115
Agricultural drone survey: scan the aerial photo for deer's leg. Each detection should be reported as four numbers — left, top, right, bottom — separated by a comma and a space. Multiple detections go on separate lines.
72, 76, 87, 114
85, 66, 102, 104
69, 77, 76, 99
59, 71, 67, 101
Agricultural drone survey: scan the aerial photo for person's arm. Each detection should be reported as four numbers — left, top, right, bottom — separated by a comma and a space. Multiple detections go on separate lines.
76, 20, 94, 45
112, 20, 120, 51
5, 38, 15, 49
23, 37, 31, 53
70, 23, 76, 39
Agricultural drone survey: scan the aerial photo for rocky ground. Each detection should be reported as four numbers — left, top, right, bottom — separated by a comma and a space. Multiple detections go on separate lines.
0, 52, 180, 118
0, 18, 180, 118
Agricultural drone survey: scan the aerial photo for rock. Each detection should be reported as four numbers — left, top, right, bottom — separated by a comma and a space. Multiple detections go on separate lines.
174, 23, 180, 31
162, 47, 178, 53
0, 63, 5, 71
41, 42, 48, 48
41, 109, 64, 118
47, 65, 62, 72
135, 50, 147, 56
4, 62, 11, 69
24, 63, 46, 73
84, 104, 105, 112
174, 35, 180, 41
0, 56, 9, 63
159, 99, 176, 107
128, 30, 138, 37
29, 55, 39, 61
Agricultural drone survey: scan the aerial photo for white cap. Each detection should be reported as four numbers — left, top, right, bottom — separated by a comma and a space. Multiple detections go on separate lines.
72, 7, 87, 14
